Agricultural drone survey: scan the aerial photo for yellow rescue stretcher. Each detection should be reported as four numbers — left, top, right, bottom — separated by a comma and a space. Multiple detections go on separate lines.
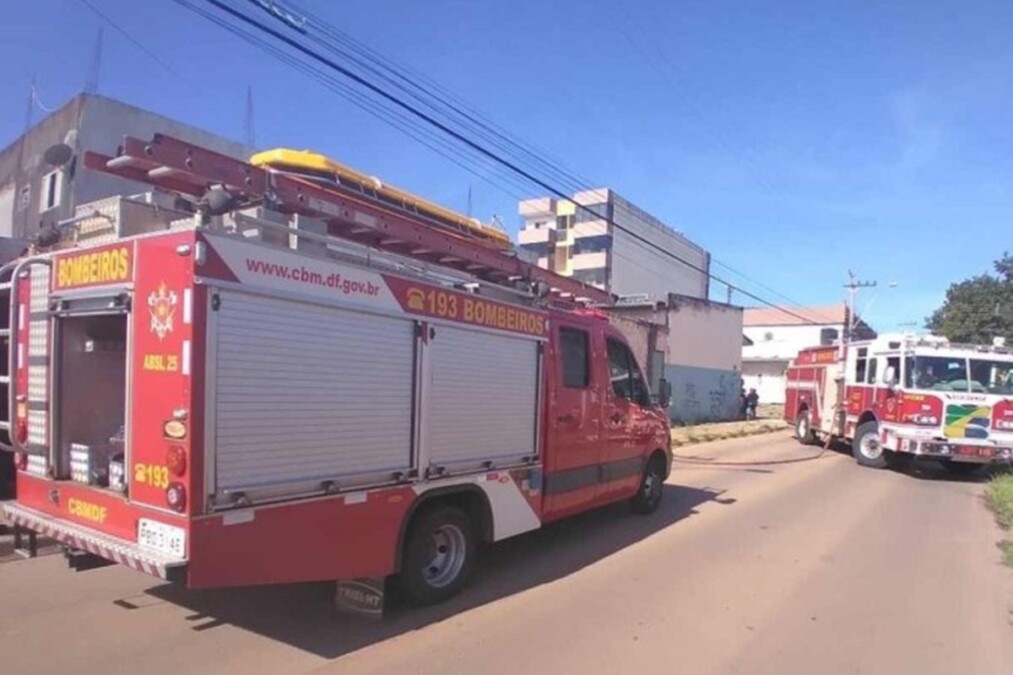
249, 148, 510, 249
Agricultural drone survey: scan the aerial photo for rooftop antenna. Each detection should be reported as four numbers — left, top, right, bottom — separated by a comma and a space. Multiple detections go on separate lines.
84, 27, 103, 94
244, 85, 256, 148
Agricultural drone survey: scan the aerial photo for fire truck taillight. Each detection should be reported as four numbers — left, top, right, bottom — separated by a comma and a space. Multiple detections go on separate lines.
166, 446, 187, 476
166, 482, 187, 512
15, 420, 28, 445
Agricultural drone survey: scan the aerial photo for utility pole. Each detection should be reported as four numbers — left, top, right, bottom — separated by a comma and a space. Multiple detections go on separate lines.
844, 270, 876, 342
244, 85, 256, 148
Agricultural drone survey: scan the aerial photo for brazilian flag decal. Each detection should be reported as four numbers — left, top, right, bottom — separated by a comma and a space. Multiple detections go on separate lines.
944, 405, 991, 439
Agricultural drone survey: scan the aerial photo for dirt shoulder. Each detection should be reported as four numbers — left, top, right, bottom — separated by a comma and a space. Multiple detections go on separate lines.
671, 416, 789, 447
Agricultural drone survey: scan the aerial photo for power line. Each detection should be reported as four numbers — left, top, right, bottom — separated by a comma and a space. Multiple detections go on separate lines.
74, 0, 185, 80
172, 0, 535, 204
187, 0, 823, 324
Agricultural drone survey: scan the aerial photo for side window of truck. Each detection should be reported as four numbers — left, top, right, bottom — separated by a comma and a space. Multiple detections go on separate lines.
867, 357, 878, 384
560, 327, 590, 388
606, 338, 650, 406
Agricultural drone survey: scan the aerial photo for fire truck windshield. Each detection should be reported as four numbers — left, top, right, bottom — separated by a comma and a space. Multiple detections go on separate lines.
969, 359, 1013, 395
905, 355, 1013, 394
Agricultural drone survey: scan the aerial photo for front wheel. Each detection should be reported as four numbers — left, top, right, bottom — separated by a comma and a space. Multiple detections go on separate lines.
631, 456, 666, 514
852, 421, 888, 468
397, 505, 476, 606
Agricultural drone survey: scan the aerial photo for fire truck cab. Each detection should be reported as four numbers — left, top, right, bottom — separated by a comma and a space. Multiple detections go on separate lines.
786, 333, 1013, 473
1, 135, 673, 608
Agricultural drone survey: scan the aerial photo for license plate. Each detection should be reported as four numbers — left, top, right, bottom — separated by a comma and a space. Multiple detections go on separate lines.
957, 446, 992, 458
137, 519, 186, 558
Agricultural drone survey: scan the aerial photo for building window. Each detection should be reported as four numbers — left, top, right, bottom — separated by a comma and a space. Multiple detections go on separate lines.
572, 268, 607, 287
519, 242, 550, 257
820, 328, 839, 345
556, 214, 573, 231
533, 220, 548, 229
560, 327, 590, 388
867, 357, 878, 384
575, 202, 610, 223
40, 170, 62, 212
572, 234, 612, 255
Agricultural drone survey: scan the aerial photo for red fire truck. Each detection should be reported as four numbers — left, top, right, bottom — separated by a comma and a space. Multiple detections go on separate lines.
0, 135, 672, 607
785, 334, 1013, 473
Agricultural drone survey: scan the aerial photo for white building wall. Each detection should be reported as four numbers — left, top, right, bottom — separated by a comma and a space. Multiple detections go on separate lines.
609, 195, 708, 301
741, 323, 844, 404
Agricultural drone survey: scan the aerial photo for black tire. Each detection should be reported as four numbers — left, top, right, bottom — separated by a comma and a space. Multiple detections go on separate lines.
938, 460, 988, 477
397, 505, 476, 606
630, 455, 666, 514
852, 421, 888, 468
795, 410, 817, 446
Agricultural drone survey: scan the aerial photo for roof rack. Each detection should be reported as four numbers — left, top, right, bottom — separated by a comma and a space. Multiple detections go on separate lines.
83, 134, 612, 305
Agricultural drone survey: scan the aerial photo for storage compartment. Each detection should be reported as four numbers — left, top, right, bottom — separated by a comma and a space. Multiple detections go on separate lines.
212, 290, 417, 502
55, 314, 127, 485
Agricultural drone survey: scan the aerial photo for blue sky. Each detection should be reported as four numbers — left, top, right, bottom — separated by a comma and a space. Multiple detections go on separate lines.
2, 0, 1011, 330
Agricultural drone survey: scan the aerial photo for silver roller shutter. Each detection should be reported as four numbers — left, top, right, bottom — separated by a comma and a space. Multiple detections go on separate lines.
212, 290, 415, 495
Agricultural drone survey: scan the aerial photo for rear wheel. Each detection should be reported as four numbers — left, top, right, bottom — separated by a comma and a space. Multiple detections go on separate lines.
795, 410, 817, 445
852, 421, 888, 468
397, 505, 476, 606
631, 456, 666, 514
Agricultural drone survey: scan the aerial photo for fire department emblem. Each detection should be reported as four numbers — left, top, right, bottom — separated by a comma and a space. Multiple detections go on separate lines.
148, 282, 178, 341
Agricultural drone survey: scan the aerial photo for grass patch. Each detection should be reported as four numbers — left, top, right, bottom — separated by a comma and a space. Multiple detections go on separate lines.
986, 473, 1013, 529
986, 473, 1013, 567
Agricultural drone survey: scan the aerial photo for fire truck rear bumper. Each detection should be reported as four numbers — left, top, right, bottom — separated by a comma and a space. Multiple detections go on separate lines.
897, 438, 1013, 463
2, 503, 187, 582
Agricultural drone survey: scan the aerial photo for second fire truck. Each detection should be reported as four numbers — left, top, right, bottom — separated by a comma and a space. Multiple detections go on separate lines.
785, 333, 1013, 472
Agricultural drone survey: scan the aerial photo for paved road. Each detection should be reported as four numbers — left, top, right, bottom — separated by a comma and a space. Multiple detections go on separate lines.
1, 433, 1011, 674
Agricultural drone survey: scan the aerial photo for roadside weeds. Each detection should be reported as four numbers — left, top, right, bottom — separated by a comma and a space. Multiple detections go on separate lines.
671, 418, 789, 447
985, 472, 1013, 567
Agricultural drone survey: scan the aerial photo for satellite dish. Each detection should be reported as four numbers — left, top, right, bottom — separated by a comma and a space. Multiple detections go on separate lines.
43, 143, 74, 168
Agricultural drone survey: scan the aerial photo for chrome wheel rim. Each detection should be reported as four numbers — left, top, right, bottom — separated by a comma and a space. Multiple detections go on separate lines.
859, 433, 883, 460
423, 524, 467, 588
643, 467, 662, 503
797, 415, 809, 438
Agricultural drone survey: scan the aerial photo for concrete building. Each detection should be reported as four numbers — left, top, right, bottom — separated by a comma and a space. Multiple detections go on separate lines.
742, 304, 876, 404
0, 93, 250, 243
517, 189, 709, 302
611, 294, 744, 424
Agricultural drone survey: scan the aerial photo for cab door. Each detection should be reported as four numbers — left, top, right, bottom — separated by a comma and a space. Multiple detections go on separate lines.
542, 321, 604, 521
601, 336, 653, 501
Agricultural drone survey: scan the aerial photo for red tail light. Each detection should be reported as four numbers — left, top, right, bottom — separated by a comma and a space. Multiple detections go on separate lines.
15, 420, 28, 445
166, 482, 187, 512
166, 446, 187, 476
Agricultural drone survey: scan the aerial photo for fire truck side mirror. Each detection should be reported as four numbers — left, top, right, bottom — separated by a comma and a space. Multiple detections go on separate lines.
657, 378, 672, 409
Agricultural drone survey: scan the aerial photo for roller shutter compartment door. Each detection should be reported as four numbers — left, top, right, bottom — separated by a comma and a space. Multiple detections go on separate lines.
427, 325, 539, 470
213, 290, 415, 495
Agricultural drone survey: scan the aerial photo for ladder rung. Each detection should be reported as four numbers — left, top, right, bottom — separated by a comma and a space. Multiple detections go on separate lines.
0, 375, 9, 384
0, 421, 9, 431
0, 283, 10, 292
0, 329, 10, 337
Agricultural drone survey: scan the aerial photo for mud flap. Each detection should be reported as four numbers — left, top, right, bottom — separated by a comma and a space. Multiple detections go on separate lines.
334, 577, 386, 620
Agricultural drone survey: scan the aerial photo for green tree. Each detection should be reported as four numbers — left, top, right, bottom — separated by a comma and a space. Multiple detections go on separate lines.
926, 252, 1012, 344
